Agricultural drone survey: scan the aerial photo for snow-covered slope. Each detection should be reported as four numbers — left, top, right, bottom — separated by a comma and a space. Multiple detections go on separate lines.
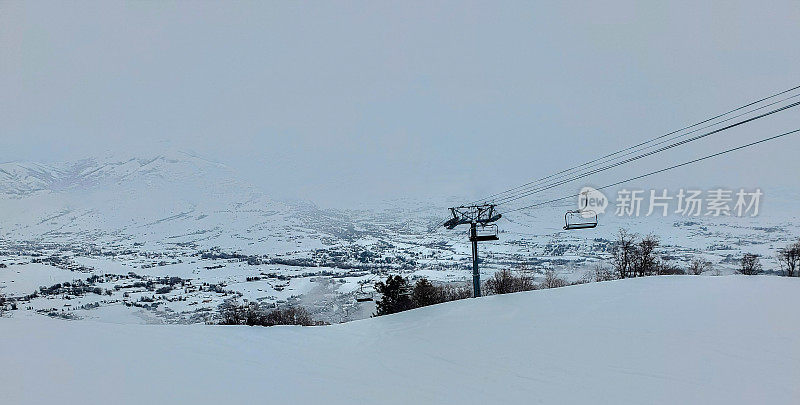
2, 276, 798, 405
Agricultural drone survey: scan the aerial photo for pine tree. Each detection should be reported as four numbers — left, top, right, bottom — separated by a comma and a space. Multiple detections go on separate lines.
374, 275, 413, 316
412, 278, 442, 308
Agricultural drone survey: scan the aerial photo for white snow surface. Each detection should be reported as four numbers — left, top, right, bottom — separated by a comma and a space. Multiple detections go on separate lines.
2, 276, 798, 404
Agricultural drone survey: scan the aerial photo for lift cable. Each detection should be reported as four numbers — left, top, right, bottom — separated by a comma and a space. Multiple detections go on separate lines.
468, 84, 800, 206
489, 93, 800, 205
491, 100, 800, 207
502, 127, 800, 214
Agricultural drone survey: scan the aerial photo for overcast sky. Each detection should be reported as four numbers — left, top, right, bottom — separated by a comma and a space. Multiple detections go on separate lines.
2, 1, 799, 207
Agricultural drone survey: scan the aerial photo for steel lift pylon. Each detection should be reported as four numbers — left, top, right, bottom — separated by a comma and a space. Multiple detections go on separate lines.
444, 204, 501, 297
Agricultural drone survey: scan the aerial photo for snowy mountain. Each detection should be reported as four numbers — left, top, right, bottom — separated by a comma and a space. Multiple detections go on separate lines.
0, 153, 300, 250
2, 276, 799, 404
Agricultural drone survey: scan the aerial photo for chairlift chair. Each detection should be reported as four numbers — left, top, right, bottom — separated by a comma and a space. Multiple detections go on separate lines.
470, 223, 499, 242
563, 209, 598, 230
562, 189, 599, 230
355, 282, 374, 302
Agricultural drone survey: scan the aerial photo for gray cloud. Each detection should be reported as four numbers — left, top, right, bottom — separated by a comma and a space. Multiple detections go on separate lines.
2, 1, 799, 207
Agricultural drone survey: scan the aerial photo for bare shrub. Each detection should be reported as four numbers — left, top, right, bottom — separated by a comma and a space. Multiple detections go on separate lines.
739, 253, 762, 275
265, 306, 315, 326
575, 270, 595, 285
218, 300, 318, 326
777, 240, 800, 277
612, 229, 636, 279
656, 261, 684, 275
440, 284, 472, 301
541, 270, 567, 289
688, 258, 711, 275
484, 269, 536, 295
593, 264, 616, 282
218, 299, 246, 325
612, 230, 674, 278
633, 235, 660, 276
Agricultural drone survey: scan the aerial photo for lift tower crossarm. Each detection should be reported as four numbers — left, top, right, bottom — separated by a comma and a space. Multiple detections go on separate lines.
444, 204, 501, 229
443, 204, 501, 297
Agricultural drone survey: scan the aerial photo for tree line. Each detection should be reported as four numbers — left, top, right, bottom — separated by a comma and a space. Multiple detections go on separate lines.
373, 275, 472, 316
217, 300, 326, 327
371, 230, 800, 318
373, 269, 570, 317
609, 229, 800, 277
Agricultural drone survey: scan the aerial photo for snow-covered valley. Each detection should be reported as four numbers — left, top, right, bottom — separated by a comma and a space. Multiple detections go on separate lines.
1, 154, 798, 324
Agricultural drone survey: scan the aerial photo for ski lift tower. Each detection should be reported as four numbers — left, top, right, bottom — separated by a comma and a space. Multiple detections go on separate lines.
443, 204, 501, 297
